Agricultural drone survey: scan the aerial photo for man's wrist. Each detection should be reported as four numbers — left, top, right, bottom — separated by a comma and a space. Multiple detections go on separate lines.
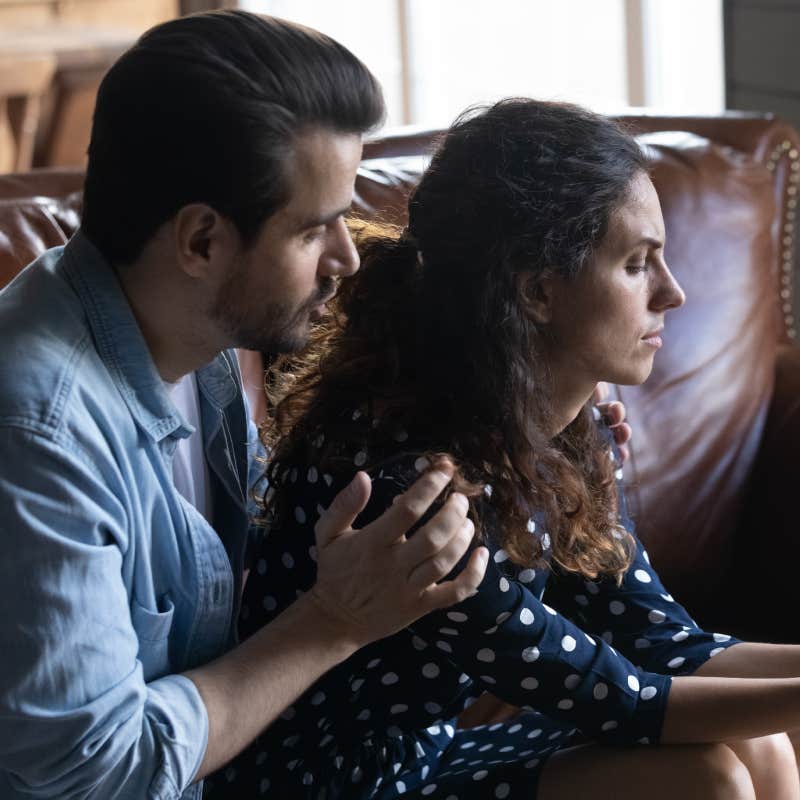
284, 590, 365, 662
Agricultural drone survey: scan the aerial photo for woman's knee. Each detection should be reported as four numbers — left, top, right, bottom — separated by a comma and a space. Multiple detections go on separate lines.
735, 732, 798, 775
691, 743, 756, 800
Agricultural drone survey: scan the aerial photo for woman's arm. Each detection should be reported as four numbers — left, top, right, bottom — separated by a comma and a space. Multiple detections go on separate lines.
692, 642, 800, 679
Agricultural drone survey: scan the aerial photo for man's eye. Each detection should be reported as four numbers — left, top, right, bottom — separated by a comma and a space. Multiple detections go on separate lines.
303, 228, 325, 244
626, 263, 648, 274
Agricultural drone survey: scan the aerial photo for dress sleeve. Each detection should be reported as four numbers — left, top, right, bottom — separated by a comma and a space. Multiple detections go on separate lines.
0, 426, 207, 799
542, 523, 742, 677
358, 460, 673, 747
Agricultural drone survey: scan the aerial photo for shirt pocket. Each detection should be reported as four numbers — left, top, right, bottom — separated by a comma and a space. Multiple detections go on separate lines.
130, 596, 175, 682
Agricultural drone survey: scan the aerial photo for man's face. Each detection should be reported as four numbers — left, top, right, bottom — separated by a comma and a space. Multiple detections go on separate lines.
210, 128, 362, 354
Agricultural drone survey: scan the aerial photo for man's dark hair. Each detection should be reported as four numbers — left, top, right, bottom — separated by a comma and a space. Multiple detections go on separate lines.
82, 10, 385, 265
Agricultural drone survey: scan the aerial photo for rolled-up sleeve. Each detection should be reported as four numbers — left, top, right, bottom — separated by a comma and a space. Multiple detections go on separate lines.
0, 426, 208, 799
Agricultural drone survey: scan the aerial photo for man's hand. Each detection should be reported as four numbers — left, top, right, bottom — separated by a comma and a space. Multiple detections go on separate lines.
310, 462, 489, 649
593, 381, 632, 462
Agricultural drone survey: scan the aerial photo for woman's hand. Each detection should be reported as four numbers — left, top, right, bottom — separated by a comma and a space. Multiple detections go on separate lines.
310, 462, 489, 649
593, 381, 632, 462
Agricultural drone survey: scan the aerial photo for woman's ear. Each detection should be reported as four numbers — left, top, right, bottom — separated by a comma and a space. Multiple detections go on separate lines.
516, 270, 555, 325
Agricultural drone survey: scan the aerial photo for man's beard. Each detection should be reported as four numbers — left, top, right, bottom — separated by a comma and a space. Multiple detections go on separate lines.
210, 268, 336, 355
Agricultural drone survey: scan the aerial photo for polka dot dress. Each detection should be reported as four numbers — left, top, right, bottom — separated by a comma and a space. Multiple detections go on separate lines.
206, 410, 740, 799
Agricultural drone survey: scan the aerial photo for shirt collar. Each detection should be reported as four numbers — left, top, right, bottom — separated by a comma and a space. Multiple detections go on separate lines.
61, 230, 238, 442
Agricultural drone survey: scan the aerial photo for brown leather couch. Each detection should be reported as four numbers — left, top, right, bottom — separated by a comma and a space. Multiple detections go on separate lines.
1, 112, 798, 645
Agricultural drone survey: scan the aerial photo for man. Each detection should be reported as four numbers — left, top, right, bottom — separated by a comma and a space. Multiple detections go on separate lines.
0, 12, 488, 798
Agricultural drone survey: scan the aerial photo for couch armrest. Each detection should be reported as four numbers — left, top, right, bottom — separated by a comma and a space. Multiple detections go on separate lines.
728, 344, 800, 642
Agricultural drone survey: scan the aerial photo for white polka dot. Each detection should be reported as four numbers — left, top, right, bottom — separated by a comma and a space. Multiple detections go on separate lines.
422, 663, 440, 678
634, 569, 652, 583
561, 635, 577, 652
522, 646, 540, 662
356, 709, 370, 720
412, 635, 427, 650
527, 728, 542, 739
477, 648, 496, 663
709, 647, 724, 657
307, 466, 318, 483
521, 676, 539, 690
593, 682, 609, 700
351, 678, 364, 691
259, 777, 270, 793
557, 698, 574, 710
634, 637, 650, 649
627, 675, 640, 692
643, 549, 650, 564
351, 766, 363, 782
670, 630, 688, 643
414, 456, 430, 473
282, 552, 295, 569
495, 783, 511, 799
256, 558, 267, 575
660, 593, 674, 602
713, 633, 731, 643
609, 600, 626, 615
460, 741, 476, 750
473, 770, 489, 781
520, 608, 534, 625
354, 451, 367, 467
601, 720, 618, 732
601, 630, 613, 644
499, 577, 510, 592
518, 568, 536, 583
541, 533, 551, 550
444, 723, 455, 737
425, 701, 442, 714
311, 691, 326, 705
525, 758, 540, 769
447, 611, 468, 623
436, 640, 453, 653
421, 786, 437, 796
615, 468, 624, 480
381, 672, 399, 685
494, 549, 509, 563
575, 594, 589, 607
648, 609, 666, 624
308, 545, 317, 562
262, 595, 277, 611
667, 656, 686, 669
509, 723, 523, 734
585, 580, 600, 595
289, 467, 298, 483
323, 473, 333, 486
390, 704, 408, 714
640, 686, 658, 701
396, 780, 406, 792
527, 518, 537, 533
564, 674, 581, 690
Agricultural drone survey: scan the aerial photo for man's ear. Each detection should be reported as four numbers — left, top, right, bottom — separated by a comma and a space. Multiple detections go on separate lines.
516, 270, 555, 325
173, 203, 234, 279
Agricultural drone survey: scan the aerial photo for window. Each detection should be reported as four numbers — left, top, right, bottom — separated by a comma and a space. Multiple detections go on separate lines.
239, 0, 724, 129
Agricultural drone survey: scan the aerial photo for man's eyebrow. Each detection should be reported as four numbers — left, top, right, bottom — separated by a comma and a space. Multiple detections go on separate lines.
296, 204, 353, 230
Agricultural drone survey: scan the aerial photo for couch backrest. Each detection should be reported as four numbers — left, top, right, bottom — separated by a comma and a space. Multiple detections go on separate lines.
2, 113, 797, 633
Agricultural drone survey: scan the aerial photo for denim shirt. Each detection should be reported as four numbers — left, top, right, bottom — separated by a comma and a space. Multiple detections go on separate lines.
0, 233, 263, 799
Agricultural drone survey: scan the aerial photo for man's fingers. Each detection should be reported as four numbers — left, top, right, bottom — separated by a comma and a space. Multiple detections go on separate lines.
367, 464, 456, 547
406, 516, 475, 589
400, 491, 470, 564
314, 471, 372, 547
416, 546, 489, 611
612, 421, 632, 447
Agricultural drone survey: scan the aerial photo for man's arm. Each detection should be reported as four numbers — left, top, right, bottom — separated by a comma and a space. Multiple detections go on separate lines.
188, 465, 488, 778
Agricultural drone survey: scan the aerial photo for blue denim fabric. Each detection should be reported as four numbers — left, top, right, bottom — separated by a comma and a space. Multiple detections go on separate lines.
0, 232, 263, 799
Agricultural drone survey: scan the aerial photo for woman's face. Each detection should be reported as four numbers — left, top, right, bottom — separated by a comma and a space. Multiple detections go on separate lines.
544, 171, 685, 389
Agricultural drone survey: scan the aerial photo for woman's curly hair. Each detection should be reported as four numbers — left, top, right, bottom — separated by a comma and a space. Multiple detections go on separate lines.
264, 98, 647, 582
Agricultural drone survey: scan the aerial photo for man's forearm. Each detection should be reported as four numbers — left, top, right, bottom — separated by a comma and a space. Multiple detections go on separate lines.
186, 592, 357, 780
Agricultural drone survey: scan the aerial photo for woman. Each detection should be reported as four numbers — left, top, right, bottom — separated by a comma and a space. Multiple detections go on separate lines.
215, 100, 800, 799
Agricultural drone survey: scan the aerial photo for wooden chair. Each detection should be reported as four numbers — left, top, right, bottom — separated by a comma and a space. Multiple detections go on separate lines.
0, 54, 55, 173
